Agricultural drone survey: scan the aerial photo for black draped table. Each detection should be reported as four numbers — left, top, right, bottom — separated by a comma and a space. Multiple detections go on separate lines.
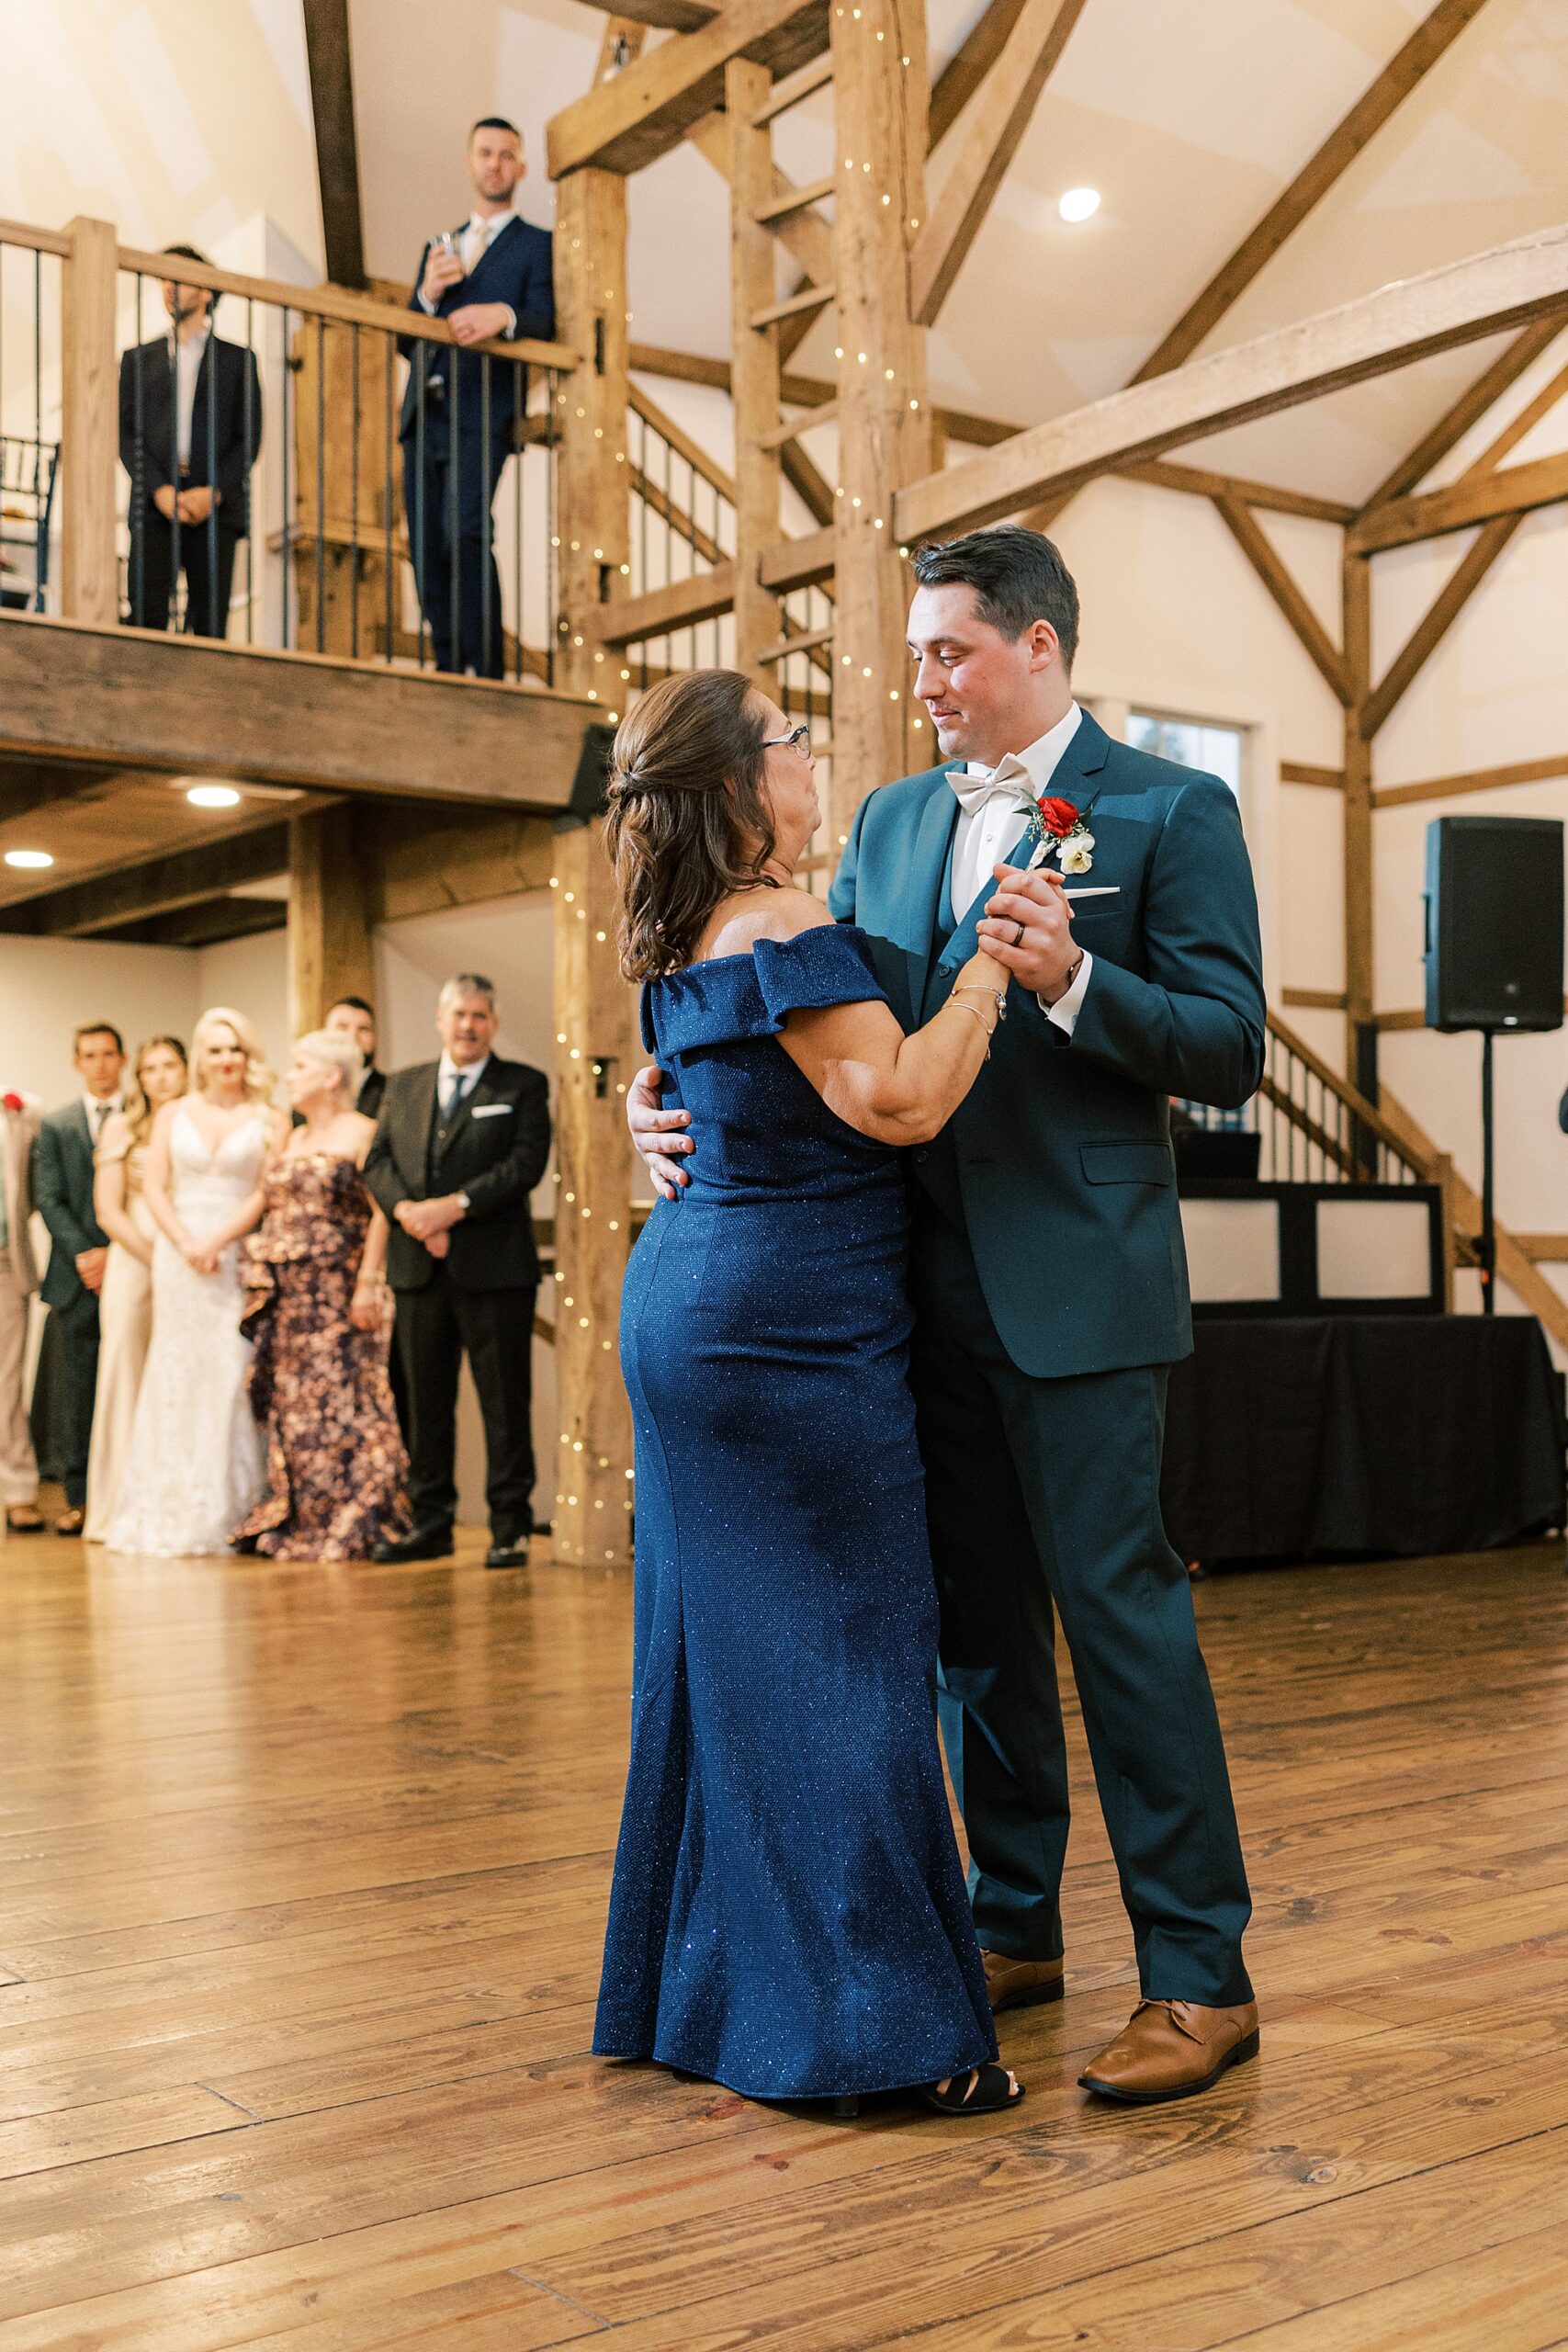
1161, 1314, 1566, 1566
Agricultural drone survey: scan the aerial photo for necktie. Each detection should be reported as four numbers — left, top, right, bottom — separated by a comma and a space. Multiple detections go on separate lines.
92, 1102, 108, 1142
443, 1071, 468, 1117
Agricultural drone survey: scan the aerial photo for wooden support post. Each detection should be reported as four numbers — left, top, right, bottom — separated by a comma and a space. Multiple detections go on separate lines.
61, 215, 119, 628
829, 0, 931, 850
550, 164, 636, 1566
550, 824, 636, 1566
555, 169, 631, 699
728, 58, 784, 684
288, 805, 373, 1035
291, 314, 399, 658
1342, 551, 1373, 1076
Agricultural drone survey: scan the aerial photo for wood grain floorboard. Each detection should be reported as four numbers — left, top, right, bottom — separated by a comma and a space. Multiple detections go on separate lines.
0, 1528, 1563, 2348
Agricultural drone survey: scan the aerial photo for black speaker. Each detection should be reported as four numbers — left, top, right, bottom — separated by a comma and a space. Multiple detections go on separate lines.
1423, 815, 1564, 1034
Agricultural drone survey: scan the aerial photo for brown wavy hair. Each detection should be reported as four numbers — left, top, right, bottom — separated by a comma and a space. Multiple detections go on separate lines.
124, 1035, 188, 1148
604, 669, 778, 980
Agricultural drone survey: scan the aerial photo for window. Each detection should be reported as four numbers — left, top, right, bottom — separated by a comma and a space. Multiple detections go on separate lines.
1126, 711, 1243, 798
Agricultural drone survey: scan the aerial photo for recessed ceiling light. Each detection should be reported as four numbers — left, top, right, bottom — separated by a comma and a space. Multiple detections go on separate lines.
1058, 187, 1100, 223
187, 784, 242, 809
4, 848, 54, 870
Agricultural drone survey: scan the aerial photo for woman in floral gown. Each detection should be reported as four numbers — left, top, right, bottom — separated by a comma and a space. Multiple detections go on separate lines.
231, 1031, 408, 1560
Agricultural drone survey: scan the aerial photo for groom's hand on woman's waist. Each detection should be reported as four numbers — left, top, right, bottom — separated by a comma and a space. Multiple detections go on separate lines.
628, 1064, 694, 1200
977, 864, 1083, 1004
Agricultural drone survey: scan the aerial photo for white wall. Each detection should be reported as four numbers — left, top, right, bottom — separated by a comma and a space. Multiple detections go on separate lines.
0, 933, 198, 1103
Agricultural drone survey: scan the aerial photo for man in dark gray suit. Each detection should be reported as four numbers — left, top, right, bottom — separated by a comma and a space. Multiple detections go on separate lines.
34, 1022, 126, 1534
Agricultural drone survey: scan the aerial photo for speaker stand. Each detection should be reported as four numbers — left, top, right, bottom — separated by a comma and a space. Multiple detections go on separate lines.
1479, 1027, 1496, 1316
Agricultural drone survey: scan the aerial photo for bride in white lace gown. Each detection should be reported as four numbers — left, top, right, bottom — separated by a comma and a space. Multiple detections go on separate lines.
105, 1009, 288, 1557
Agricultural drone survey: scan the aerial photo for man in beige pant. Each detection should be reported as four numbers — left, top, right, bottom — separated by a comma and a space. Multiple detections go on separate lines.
0, 1091, 43, 1535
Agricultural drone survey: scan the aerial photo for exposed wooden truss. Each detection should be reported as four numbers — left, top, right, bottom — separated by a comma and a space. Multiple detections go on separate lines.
547, 0, 829, 176
1361, 514, 1523, 738
1372, 752, 1568, 811
1212, 493, 1351, 705
909, 0, 1088, 325
301, 0, 366, 288
1350, 447, 1568, 552
894, 222, 1568, 541
1132, 0, 1494, 383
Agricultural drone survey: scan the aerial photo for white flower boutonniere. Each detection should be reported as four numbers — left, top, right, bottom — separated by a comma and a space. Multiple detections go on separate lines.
1058, 831, 1096, 876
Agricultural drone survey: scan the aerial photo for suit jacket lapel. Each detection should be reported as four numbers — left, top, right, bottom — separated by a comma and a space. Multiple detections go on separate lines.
906, 772, 964, 1020
934, 818, 1036, 982
467, 216, 521, 291
436, 1059, 496, 1159
408, 1064, 439, 1178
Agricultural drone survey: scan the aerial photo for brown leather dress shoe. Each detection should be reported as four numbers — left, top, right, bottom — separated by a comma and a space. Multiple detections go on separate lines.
54, 1507, 85, 1538
6, 1503, 45, 1533
982, 1950, 1066, 2014
1078, 1997, 1259, 2103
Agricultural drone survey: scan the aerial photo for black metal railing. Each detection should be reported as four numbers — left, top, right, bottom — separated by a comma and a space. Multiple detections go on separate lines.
0, 226, 63, 616
113, 253, 571, 676
1178, 1015, 1430, 1186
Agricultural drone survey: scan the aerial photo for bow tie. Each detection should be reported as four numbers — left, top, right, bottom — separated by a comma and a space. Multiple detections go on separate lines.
949, 754, 1035, 821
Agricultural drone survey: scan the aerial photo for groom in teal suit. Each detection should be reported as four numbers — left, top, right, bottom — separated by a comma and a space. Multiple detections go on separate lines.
838, 525, 1261, 2101
631, 525, 1262, 2101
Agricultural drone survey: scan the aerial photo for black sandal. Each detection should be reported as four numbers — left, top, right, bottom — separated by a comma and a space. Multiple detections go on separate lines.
919, 2064, 1023, 2116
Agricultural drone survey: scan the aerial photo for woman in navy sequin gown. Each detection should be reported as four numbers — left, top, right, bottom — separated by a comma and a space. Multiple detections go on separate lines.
592, 671, 1022, 2113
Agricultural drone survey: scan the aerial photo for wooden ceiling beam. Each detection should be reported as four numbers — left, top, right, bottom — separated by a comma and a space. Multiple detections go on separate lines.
581, 0, 718, 28
1372, 750, 1568, 810
928, 0, 1030, 150
1132, 0, 1494, 383
684, 112, 834, 283
1359, 319, 1563, 508
97, 894, 290, 950
1348, 445, 1568, 552
1361, 513, 1522, 738
895, 222, 1568, 542
910, 0, 1088, 326
301, 0, 366, 288
0, 616, 600, 810
1213, 493, 1351, 703
547, 0, 829, 176
0, 820, 291, 937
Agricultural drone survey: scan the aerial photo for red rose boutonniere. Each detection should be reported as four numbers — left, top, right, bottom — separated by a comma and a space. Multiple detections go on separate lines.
2, 1092, 24, 1114
1024, 787, 1101, 876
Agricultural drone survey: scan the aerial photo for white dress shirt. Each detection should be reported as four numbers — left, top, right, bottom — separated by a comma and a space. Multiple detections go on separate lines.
418, 210, 519, 337
82, 1091, 124, 1146
436, 1050, 490, 1114
170, 325, 209, 469
951, 703, 1093, 1037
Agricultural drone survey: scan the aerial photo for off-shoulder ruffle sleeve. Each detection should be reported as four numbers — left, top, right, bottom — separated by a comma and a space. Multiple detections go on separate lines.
751, 924, 889, 1026
645, 924, 889, 1057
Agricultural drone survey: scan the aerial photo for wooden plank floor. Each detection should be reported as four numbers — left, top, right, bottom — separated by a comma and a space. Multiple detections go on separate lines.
3, 1521, 1567, 2351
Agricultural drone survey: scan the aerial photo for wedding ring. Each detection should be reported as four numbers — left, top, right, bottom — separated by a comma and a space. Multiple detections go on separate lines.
1012, 920, 1025, 947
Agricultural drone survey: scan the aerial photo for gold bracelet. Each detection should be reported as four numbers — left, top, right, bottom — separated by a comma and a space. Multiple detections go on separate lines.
953, 983, 1008, 1023
942, 997, 997, 1057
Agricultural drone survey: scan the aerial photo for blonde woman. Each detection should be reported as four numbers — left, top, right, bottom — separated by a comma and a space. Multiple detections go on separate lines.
105, 1009, 287, 1557
84, 1035, 187, 1542
231, 1031, 408, 1559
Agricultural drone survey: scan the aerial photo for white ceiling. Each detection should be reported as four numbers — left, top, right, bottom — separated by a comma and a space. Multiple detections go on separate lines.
5, 0, 1568, 502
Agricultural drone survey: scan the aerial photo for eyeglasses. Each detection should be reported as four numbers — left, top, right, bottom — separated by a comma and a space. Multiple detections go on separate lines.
762, 725, 812, 756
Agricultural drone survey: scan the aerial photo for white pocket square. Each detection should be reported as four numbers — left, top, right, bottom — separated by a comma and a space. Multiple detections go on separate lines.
469, 1102, 512, 1118
1064, 885, 1120, 899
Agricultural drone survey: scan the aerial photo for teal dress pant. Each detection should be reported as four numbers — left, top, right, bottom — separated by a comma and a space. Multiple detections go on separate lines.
908, 1201, 1254, 2008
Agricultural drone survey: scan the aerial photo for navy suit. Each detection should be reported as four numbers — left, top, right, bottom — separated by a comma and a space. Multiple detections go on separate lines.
400, 217, 555, 677
33, 1103, 111, 1512
829, 710, 1264, 2005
